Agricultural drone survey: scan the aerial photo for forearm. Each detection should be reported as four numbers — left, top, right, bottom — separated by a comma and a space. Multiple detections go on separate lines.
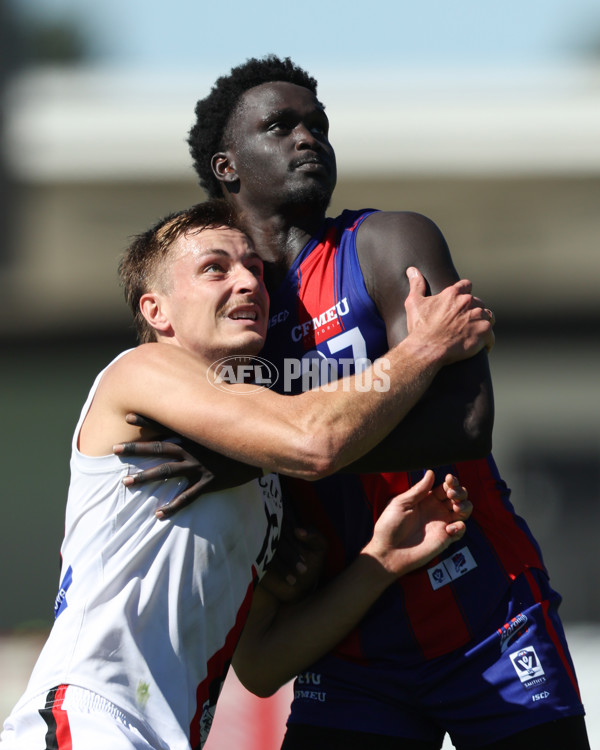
281, 335, 446, 476
117, 270, 490, 479
234, 470, 472, 696
125, 336, 446, 481
233, 552, 395, 697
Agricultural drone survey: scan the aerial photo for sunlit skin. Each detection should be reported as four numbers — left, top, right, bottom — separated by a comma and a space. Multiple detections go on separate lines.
213, 82, 337, 263
141, 226, 269, 362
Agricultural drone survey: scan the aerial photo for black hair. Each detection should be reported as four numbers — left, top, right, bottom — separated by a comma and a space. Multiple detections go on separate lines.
188, 55, 318, 198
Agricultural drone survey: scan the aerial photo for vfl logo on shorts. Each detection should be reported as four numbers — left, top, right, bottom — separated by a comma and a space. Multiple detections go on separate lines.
427, 546, 477, 590
509, 645, 547, 689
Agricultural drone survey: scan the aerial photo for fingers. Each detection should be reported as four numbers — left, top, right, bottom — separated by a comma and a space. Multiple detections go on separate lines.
442, 473, 466, 499
458, 288, 495, 335
460, 290, 494, 357
405, 266, 427, 297
404, 270, 492, 364
155, 476, 214, 519
406, 267, 475, 299
121, 464, 174, 487
482, 308, 496, 352
114, 440, 187, 459
468, 297, 495, 324
469, 301, 495, 351
273, 534, 308, 581
116, 450, 204, 488
387, 469, 435, 513
409, 469, 435, 498
124, 412, 164, 430
266, 533, 309, 586
433, 474, 472, 522
127, 462, 200, 488
293, 527, 328, 555
445, 520, 467, 539
396, 470, 467, 514
451, 277, 473, 295
451, 498, 473, 522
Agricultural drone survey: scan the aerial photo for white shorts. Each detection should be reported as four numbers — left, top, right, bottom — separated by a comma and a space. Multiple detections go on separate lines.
0, 684, 168, 750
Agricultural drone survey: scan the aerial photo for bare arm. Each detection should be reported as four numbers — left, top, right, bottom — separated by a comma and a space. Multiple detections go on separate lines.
83, 268, 492, 479
349, 211, 494, 472
233, 471, 472, 697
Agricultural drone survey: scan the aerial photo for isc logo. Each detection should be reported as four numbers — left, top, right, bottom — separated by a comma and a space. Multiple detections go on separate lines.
532, 691, 550, 702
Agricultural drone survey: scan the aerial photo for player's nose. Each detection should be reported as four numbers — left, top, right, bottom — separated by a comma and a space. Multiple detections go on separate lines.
234, 265, 261, 294
295, 123, 320, 150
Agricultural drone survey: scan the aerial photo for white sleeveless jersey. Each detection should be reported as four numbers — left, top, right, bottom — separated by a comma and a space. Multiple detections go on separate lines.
10, 352, 283, 749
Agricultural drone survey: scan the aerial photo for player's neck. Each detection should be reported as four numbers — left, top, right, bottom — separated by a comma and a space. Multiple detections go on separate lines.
232, 201, 326, 269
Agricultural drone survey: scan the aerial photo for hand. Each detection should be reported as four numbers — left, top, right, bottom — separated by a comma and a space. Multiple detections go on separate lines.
260, 524, 327, 605
405, 267, 495, 363
113, 413, 260, 519
362, 469, 472, 580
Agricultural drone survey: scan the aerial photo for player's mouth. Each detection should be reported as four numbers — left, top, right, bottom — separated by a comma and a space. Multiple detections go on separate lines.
291, 155, 329, 172
226, 303, 263, 324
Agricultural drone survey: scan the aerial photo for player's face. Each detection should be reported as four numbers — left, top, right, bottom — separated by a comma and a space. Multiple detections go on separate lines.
161, 227, 269, 361
224, 81, 337, 210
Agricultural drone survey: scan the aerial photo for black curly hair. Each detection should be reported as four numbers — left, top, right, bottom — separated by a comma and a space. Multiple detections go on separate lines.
188, 55, 319, 199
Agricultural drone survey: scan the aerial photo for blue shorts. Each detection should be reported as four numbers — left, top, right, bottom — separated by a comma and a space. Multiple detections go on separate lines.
286, 569, 586, 748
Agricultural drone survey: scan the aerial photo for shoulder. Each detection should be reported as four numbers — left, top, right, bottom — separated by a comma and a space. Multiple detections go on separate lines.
351, 211, 461, 341
108, 342, 193, 371
95, 344, 171, 396
97, 345, 144, 384
356, 210, 458, 300
358, 210, 448, 259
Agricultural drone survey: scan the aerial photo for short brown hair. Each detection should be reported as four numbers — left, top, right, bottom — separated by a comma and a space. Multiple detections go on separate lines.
119, 199, 237, 343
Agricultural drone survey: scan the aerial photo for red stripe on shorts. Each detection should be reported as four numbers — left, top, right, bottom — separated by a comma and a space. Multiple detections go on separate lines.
40, 684, 73, 750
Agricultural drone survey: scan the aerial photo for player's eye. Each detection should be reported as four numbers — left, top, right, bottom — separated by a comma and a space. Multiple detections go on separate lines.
268, 121, 290, 133
203, 262, 225, 273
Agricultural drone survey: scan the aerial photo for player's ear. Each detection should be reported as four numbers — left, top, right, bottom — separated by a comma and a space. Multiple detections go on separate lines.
212, 151, 239, 186
139, 292, 172, 336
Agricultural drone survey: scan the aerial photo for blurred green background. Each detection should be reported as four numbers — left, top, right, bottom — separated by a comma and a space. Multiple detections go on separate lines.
1, 0, 599, 633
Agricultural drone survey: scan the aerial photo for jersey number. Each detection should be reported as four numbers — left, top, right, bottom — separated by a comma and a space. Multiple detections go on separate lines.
301, 326, 369, 386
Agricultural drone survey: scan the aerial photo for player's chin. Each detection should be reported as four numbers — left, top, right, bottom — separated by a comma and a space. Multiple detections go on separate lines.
229, 330, 266, 356
223, 318, 266, 341
288, 180, 334, 209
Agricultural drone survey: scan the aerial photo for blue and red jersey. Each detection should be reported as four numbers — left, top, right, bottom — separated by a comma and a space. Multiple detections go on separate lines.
262, 209, 547, 664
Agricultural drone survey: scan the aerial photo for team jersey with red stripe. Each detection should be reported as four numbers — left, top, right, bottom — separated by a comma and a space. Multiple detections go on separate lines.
262, 209, 547, 666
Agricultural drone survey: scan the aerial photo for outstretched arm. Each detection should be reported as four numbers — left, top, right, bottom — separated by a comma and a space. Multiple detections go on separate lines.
233, 471, 472, 697
89, 268, 492, 480
350, 211, 494, 472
